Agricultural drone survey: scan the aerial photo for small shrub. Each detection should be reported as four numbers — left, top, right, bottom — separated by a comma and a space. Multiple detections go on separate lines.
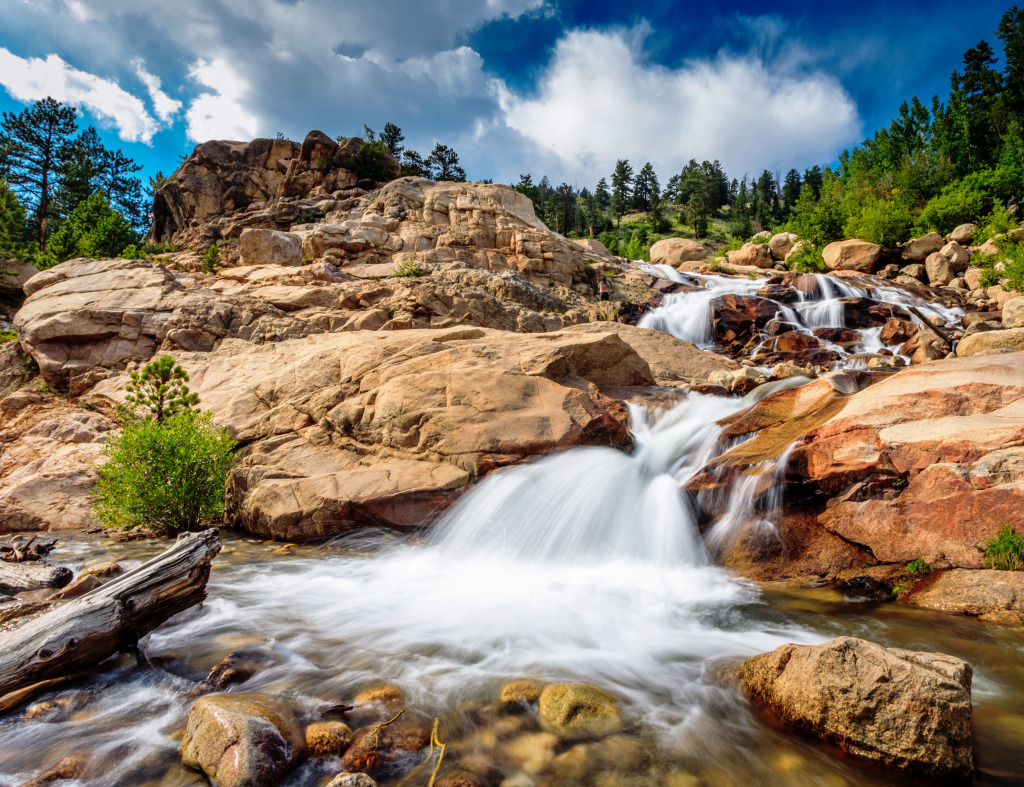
93, 410, 236, 535
787, 243, 828, 273
394, 255, 424, 278
983, 525, 1024, 571
974, 237, 1024, 292
906, 558, 930, 575
301, 254, 313, 265
0, 329, 17, 343
892, 477, 907, 489
121, 355, 200, 423
201, 245, 222, 275
342, 140, 395, 182
707, 260, 736, 275
35, 380, 49, 393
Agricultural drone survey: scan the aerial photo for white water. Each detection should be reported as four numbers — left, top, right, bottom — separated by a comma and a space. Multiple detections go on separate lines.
638, 264, 964, 366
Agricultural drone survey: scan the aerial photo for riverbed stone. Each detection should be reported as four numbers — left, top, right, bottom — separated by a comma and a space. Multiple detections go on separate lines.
905, 569, 1024, 622
538, 683, 621, 733
340, 717, 431, 775
737, 637, 973, 776
306, 720, 354, 756
325, 774, 377, 787
499, 679, 545, 711
180, 694, 306, 787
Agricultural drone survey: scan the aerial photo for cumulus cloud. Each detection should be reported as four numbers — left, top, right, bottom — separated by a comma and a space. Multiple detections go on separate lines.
184, 58, 262, 142
497, 26, 862, 181
0, 47, 160, 142
132, 59, 182, 123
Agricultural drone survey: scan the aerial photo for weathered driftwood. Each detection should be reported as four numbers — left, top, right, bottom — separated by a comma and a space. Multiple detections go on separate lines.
0, 562, 72, 594
0, 535, 58, 562
0, 529, 221, 699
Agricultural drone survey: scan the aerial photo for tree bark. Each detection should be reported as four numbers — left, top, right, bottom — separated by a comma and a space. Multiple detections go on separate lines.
0, 562, 72, 594
0, 529, 221, 699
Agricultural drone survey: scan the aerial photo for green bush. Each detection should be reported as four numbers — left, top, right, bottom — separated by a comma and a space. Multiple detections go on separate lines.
787, 243, 827, 273
974, 237, 1024, 292
906, 558, 930, 575
45, 190, 138, 264
915, 173, 993, 235
0, 329, 17, 343
201, 244, 221, 274
394, 255, 424, 278
342, 140, 395, 182
844, 196, 915, 247
983, 525, 1024, 571
94, 410, 236, 535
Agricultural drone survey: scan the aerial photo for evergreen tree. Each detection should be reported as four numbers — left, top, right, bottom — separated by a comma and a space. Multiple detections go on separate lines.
610, 160, 633, 224
426, 144, 466, 181
595, 178, 611, 212
380, 122, 405, 157
0, 97, 78, 250
401, 150, 431, 178
46, 190, 138, 262
633, 162, 660, 211
782, 169, 803, 213
0, 179, 29, 257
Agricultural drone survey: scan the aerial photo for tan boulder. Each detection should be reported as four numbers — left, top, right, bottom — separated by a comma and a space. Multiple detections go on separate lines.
948, 223, 977, 245
956, 327, 1024, 357
783, 239, 808, 264
650, 238, 705, 266
538, 683, 621, 733
574, 239, 615, 259
939, 240, 970, 271
726, 243, 773, 269
0, 259, 40, 294
767, 232, 799, 260
905, 569, 1024, 622
737, 637, 973, 777
821, 239, 881, 273
924, 252, 955, 286
240, 229, 302, 267
964, 267, 985, 290
901, 232, 945, 261
181, 694, 306, 787
1002, 296, 1024, 328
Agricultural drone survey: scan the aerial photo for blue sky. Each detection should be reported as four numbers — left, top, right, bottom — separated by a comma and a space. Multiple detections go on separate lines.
0, 0, 1015, 190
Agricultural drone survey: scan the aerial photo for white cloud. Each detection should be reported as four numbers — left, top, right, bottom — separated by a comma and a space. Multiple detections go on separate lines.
132, 59, 182, 123
184, 58, 262, 142
497, 26, 862, 182
401, 47, 487, 97
0, 47, 160, 142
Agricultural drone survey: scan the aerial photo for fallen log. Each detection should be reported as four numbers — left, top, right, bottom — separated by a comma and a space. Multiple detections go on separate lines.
0, 529, 221, 700
0, 562, 72, 594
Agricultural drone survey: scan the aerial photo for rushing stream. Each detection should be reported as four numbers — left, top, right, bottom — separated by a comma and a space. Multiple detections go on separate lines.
0, 269, 1021, 785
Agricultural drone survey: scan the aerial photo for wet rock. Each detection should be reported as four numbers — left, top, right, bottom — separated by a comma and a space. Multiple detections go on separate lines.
879, 318, 918, 345
841, 297, 909, 328
754, 284, 800, 303
811, 327, 858, 346
737, 637, 973, 777
905, 569, 1024, 622
499, 679, 545, 712
325, 774, 377, 787
17, 753, 86, 787
354, 685, 405, 709
79, 561, 124, 580
180, 693, 306, 787
48, 572, 103, 599
435, 770, 490, 787
537, 683, 621, 733
340, 716, 430, 775
506, 732, 559, 774
193, 651, 275, 695
306, 720, 354, 756
901, 232, 945, 262
649, 238, 704, 266
822, 239, 881, 273
773, 331, 819, 355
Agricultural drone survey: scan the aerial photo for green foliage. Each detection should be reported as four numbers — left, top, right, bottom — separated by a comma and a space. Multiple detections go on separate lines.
787, 242, 828, 273
974, 236, 1024, 291
201, 244, 222, 274
0, 329, 16, 343
93, 410, 236, 535
0, 179, 31, 259
844, 195, 916, 247
121, 355, 200, 424
906, 558, 931, 575
425, 144, 467, 182
119, 240, 180, 260
707, 260, 736, 275
983, 525, 1024, 570
44, 190, 138, 265
395, 255, 425, 278
342, 140, 395, 182
915, 171, 995, 234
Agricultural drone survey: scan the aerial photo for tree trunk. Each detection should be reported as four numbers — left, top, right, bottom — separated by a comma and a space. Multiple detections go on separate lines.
0, 529, 221, 699
0, 562, 72, 594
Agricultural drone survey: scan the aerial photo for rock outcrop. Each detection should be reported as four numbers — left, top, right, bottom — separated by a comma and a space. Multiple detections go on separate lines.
737, 637, 973, 777
905, 569, 1024, 623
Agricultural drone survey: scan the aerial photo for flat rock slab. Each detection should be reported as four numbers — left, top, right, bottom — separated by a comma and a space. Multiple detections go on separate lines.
736, 636, 973, 777
905, 569, 1024, 623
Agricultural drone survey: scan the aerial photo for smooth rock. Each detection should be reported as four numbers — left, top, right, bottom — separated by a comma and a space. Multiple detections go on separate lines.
768, 232, 799, 260
948, 223, 977, 245
240, 229, 303, 267
906, 569, 1024, 622
902, 232, 945, 261
924, 252, 955, 286
822, 240, 881, 273
181, 694, 306, 787
306, 721, 354, 756
956, 327, 1024, 357
726, 243, 773, 269
537, 683, 621, 733
737, 637, 973, 776
1002, 296, 1024, 328
650, 238, 705, 266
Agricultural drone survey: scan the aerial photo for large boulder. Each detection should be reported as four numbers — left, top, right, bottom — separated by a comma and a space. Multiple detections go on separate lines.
240, 229, 303, 267
956, 327, 1024, 357
902, 232, 945, 261
0, 259, 40, 294
649, 237, 705, 266
948, 223, 977, 246
574, 238, 614, 260
693, 354, 1024, 570
180, 694, 306, 787
905, 569, 1024, 623
737, 637, 973, 777
1003, 296, 1024, 328
725, 243, 773, 269
924, 252, 955, 286
90, 327, 647, 540
767, 232, 799, 260
821, 240, 881, 273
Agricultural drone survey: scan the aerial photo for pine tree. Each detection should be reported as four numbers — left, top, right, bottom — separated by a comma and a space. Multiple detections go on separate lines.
610, 160, 634, 225
380, 123, 405, 157
633, 162, 660, 211
426, 144, 467, 182
0, 97, 78, 250
121, 355, 200, 424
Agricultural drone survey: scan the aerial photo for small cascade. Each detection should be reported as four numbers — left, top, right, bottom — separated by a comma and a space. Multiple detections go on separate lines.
637, 264, 964, 369
432, 395, 749, 566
